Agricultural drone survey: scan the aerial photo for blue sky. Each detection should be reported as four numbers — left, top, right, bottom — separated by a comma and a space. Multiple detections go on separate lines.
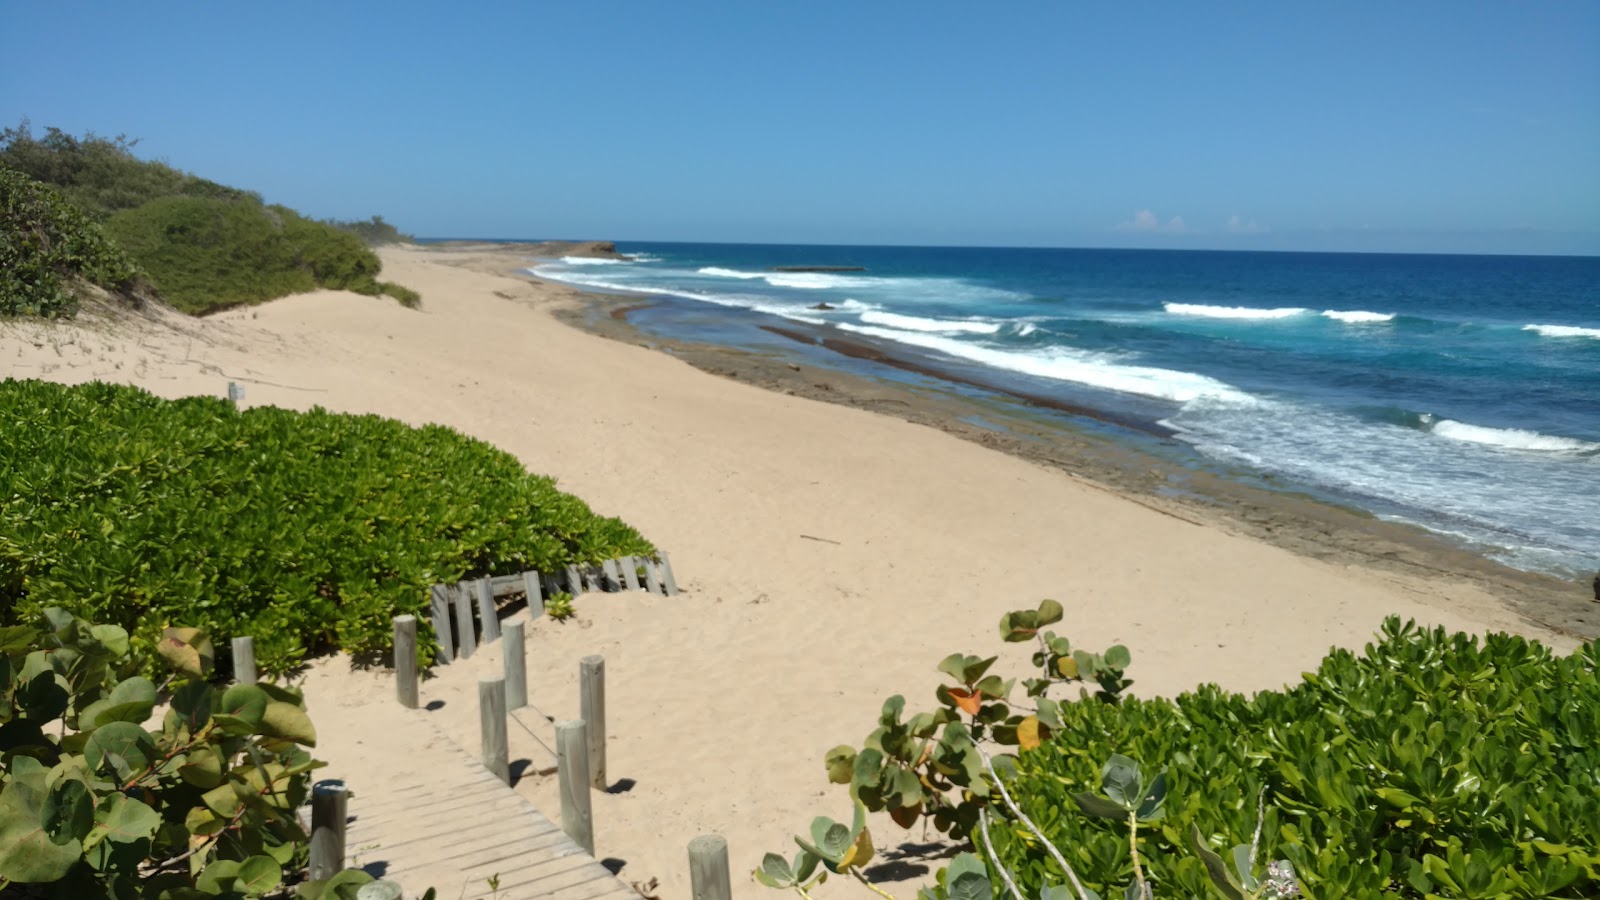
3, 2, 1597, 254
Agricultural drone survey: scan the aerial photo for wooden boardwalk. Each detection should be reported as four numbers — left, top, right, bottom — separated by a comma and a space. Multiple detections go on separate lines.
341, 715, 635, 900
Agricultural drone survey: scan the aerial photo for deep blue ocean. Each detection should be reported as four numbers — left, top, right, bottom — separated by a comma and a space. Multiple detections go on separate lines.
528, 243, 1599, 579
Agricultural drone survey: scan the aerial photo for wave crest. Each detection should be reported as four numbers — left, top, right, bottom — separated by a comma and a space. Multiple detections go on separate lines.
1429, 418, 1598, 454
1321, 309, 1395, 323
1524, 323, 1600, 340
858, 311, 1000, 334
1164, 302, 1308, 319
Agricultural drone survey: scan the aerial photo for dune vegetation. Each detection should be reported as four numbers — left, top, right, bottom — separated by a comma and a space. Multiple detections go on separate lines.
0, 123, 419, 315
0, 379, 655, 676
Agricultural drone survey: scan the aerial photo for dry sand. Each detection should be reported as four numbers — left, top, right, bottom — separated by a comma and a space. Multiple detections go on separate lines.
1, 245, 1583, 899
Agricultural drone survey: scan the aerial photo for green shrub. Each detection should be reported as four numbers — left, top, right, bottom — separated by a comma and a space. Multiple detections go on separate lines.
0, 166, 145, 317
0, 380, 655, 674
989, 619, 1598, 899
102, 197, 385, 314
0, 608, 319, 897
379, 281, 421, 308
327, 215, 412, 246
1, 122, 257, 221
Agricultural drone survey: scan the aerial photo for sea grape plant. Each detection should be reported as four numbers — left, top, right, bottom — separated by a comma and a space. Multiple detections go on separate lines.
821, 600, 1132, 838
0, 608, 322, 898
759, 600, 1311, 900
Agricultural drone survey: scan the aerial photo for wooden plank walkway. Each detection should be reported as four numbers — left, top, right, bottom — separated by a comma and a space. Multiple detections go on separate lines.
342, 715, 636, 900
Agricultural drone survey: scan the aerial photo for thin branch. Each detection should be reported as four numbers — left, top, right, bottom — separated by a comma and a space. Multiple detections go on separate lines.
972, 740, 1092, 900
849, 866, 900, 900
1249, 784, 1267, 871
1128, 813, 1149, 900
978, 808, 1026, 900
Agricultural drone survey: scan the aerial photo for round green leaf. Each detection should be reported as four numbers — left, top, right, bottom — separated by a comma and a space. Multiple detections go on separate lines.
83, 722, 155, 780
236, 855, 282, 895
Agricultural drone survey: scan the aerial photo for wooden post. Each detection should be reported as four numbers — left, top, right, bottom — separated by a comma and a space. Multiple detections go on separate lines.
393, 615, 418, 709
620, 555, 641, 591
452, 583, 476, 659
480, 677, 509, 783
601, 559, 621, 591
580, 655, 606, 789
474, 578, 501, 642
227, 381, 244, 406
565, 565, 583, 596
430, 584, 454, 664
660, 551, 680, 596
556, 720, 595, 854
688, 835, 732, 900
644, 559, 663, 595
504, 621, 527, 710
309, 780, 347, 881
230, 636, 256, 684
522, 571, 544, 617
542, 572, 560, 602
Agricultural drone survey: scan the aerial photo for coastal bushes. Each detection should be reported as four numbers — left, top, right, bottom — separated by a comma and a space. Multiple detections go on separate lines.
2, 123, 421, 316
0, 166, 147, 317
0, 123, 257, 221
764, 608, 1597, 899
990, 619, 1598, 898
0, 608, 321, 896
0, 379, 655, 675
102, 197, 390, 314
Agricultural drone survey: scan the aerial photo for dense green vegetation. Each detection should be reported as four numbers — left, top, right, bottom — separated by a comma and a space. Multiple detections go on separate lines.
988, 619, 1597, 897
102, 197, 386, 314
0, 380, 654, 675
1, 123, 419, 316
0, 123, 256, 221
766, 606, 1596, 900
0, 166, 147, 317
0, 609, 323, 898
327, 214, 412, 246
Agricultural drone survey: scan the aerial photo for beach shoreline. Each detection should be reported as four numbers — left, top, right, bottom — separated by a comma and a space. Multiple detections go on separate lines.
5, 241, 1593, 899
439, 246, 1595, 640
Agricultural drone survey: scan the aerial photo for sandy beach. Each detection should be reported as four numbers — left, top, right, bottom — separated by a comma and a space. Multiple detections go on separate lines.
2, 244, 1589, 899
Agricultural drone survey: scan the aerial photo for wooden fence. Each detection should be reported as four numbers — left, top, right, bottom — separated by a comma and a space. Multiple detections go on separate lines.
429, 553, 678, 664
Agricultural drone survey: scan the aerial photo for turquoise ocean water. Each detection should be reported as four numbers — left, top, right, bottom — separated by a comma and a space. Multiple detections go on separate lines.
525, 243, 1599, 579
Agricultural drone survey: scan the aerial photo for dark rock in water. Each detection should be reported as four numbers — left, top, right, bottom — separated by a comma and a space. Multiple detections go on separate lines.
772, 266, 866, 272
809, 302, 835, 311
519, 240, 631, 260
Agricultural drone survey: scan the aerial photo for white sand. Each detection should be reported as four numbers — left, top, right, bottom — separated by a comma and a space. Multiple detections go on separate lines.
2, 246, 1570, 898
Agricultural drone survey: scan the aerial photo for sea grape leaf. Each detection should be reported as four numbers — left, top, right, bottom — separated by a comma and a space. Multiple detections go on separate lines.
84, 721, 155, 780
0, 762, 82, 882
1017, 716, 1043, 752
260, 700, 317, 745
41, 778, 94, 843
235, 854, 282, 894
158, 626, 215, 678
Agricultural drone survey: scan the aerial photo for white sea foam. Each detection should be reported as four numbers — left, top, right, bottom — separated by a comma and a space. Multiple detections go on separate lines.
837, 298, 880, 311
763, 272, 871, 289
1165, 302, 1309, 320
837, 324, 1254, 405
1429, 419, 1599, 454
559, 256, 629, 265
1523, 323, 1600, 340
628, 254, 662, 262
858, 311, 1000, 334
1321, 309, 1395, 324
697, 266, 764, 279
1015, 323, 1039, 337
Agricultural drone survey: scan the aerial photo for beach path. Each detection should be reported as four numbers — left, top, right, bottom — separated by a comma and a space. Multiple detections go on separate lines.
302, 632, 636, 900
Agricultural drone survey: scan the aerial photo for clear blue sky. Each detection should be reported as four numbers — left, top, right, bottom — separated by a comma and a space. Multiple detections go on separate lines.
4, 2, 1597, 254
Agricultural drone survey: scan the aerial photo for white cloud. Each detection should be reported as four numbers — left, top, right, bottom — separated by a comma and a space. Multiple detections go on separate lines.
1118, 209, 1187, 233
1226, 215, 1268, 235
